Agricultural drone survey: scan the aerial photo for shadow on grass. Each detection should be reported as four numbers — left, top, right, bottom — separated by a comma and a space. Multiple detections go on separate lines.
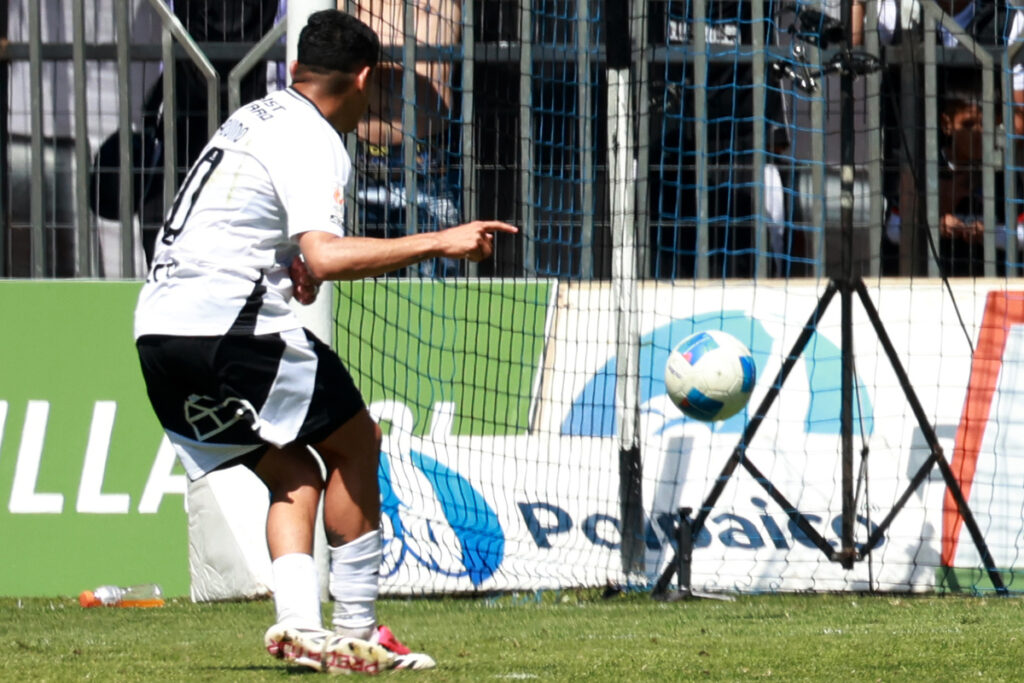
198, 665, 319, 675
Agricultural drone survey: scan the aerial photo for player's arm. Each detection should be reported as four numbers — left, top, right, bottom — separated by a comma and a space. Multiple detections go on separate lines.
298, 220, 517, 281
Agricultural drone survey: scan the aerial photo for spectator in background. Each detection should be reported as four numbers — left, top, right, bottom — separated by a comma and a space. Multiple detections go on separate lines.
937, 71, 988, 275
864, 0, 1024, 274
165, 0, 280, 173
4, 0, 165, 277
89, 0, 280, 267
149, 0, 281, 262
649, 0, 793, 279
351, 0, 464, 277
935, 70, 1022, 275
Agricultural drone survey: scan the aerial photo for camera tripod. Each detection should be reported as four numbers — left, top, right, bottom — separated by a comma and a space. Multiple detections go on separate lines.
653, 5, 1007, 600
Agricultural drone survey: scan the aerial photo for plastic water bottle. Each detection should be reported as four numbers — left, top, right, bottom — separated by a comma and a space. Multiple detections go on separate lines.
78, 583, 165, 608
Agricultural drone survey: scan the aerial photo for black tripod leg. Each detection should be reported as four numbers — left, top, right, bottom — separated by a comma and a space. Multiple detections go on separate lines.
860, 452, 939, 553
855, 280, 1007, 594
653, 282, 839, 595
691, 281, 839, 535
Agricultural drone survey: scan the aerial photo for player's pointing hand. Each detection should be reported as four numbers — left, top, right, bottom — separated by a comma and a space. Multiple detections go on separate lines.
439, 220, 518, 262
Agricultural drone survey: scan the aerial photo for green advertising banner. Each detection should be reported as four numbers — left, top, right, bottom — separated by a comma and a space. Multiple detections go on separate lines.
0, 282, 188, 597
335, 280, 552, 436
0, 279, 552, 598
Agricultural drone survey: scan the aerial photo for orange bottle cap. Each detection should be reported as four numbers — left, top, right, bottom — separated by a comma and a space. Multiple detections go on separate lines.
78, 590, 101, 607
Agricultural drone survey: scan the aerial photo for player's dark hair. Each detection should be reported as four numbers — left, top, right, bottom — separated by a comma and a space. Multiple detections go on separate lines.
297, 9, 379, 75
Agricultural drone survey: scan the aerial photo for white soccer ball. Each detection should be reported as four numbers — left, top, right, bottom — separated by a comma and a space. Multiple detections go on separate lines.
664, 330, 756, 422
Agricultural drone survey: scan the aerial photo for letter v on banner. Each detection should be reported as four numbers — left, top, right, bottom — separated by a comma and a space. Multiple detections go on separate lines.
944, 291, 1024, 567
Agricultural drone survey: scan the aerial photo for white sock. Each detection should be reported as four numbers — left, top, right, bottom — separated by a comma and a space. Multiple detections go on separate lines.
330, 529, 382, 639
271, 553, 322, 629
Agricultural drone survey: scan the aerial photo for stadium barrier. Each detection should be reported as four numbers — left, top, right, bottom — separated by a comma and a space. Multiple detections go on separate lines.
2, 279, 1023, 597
5, 1, 1024, 598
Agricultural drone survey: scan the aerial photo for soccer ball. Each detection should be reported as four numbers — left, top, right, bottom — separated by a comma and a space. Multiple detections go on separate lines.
664, 330, 756, 422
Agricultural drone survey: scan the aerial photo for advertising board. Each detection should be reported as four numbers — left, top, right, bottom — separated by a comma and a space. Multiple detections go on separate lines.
2, 280, 1020, 596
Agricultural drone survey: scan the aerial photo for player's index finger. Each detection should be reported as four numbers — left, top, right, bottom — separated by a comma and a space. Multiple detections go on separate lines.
482, 221, 519, 234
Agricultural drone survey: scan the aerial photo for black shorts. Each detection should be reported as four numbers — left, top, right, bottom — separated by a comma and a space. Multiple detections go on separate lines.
136, 328, 365, 479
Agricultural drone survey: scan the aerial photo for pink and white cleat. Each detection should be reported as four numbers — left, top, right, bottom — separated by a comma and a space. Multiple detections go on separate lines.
370, 625, 436, 671
264, 624, 335, 672
323, 634, 396, 675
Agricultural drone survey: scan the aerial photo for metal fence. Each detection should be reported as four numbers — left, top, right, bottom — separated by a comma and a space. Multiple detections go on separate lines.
3, 0, 1022, 279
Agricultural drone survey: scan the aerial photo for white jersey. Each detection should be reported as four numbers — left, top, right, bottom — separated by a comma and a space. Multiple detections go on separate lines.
134, 87, 350, 338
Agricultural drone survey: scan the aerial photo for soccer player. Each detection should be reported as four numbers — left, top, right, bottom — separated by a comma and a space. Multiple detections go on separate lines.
133, 9, 516, 674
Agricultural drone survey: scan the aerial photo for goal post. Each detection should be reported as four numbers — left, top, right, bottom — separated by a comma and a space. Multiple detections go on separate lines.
606, 0, 645, 579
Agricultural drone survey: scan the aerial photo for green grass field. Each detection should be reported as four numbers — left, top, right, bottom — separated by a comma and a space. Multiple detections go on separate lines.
2, 591, 1023, 681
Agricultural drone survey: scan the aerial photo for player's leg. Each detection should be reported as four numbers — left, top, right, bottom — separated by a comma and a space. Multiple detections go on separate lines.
253, 443, 336, 670
317, 408, 382, 547
137, 331, 369, 671
255, 440, 395, 673
314, 408, 382, 640
255, 430, 397, 673
314, 411, 436, 671
252, 442, 324, 611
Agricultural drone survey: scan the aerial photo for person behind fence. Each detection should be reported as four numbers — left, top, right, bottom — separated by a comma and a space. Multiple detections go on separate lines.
649, 0, 793, 279
864, 0, 1024, 274
934, 69, 1022, 276
89, 0, 280, 267
351, 0, 463, 278
133, 9, 516, 673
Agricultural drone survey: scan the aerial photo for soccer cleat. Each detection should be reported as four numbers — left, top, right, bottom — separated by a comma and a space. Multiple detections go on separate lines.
323, 635, 396, 675
264, 624, 335, 672
371, 625, 436, 671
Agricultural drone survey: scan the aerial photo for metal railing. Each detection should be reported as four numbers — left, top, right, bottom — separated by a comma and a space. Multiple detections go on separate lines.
3, 1, 1021, 280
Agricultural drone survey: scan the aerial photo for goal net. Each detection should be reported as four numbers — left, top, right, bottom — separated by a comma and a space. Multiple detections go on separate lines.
9, 0, 1022, 598
342, 0, 1024, 596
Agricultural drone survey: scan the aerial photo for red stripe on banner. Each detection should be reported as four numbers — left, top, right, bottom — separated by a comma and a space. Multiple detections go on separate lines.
942, 291, 1024, 567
